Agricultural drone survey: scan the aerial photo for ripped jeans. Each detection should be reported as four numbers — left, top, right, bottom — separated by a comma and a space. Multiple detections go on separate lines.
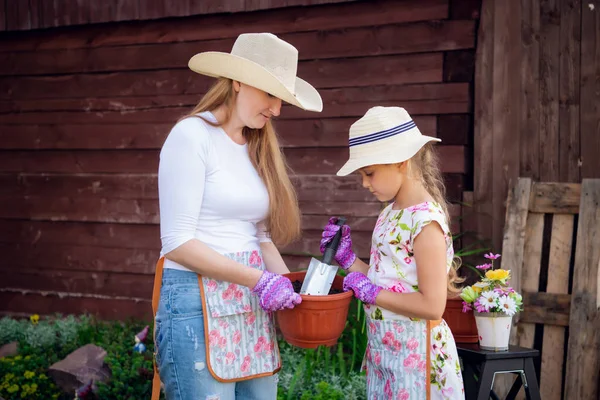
155, 268, 278, 400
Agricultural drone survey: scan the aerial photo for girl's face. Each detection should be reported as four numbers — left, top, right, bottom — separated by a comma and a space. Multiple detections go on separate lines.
358, 163, 407, 202
233, 81, 282, 129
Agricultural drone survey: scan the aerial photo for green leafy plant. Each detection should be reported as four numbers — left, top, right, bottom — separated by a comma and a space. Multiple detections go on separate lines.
0, 354, 63, 400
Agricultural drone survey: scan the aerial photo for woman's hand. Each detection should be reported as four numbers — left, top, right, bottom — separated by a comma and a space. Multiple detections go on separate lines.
320, 217, 357, 270
252, 271, 302, 311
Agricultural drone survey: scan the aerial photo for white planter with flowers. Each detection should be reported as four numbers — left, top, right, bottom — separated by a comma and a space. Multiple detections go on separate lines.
473, 311, 512, 351
460, 252, 523, 352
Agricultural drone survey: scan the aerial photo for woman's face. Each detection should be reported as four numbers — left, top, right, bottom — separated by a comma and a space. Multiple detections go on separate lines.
233, 81, 282, 129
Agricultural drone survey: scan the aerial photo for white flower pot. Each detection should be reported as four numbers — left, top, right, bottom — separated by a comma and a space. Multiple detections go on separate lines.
474, 311, 512, 351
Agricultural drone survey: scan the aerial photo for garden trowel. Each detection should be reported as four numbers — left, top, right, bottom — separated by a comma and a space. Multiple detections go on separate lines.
300, 217, 346, 295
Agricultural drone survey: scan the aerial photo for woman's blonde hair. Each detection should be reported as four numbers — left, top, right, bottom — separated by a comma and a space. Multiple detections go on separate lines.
180, 78, 301, 246
409, 143, 464, 296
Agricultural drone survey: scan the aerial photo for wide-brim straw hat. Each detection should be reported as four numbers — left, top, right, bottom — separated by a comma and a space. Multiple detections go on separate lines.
337, 106, 441, 176
188, 33, 322, 112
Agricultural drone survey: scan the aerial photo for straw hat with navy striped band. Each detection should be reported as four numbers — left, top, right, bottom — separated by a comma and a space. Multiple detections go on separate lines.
336, 106, 441, 176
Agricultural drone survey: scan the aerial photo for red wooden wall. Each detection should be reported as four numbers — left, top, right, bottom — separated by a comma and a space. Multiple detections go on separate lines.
0, 0, 480, 319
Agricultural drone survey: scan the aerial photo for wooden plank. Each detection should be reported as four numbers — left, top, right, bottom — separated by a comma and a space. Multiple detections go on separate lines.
0, 21, 475, 76
515, 212, 544, 348
473, 0, 495, 244
0, 291, 151, 321
520, 0, 541, 180
540, 214, 574, 400
1, 268, 154, 299
0, 219, 160, 249
449, 0, 481, 19
0, 83, 469, 118
443, 50, 475, 82
0, 171, 465, 210
39, 0, 56, 29
114, 0, 140, 20
0, 0, 449, 51
519, 291, 571, 327
0, 53, 444, 100
0, 104, 446, 126
0, 242, 160, 274
539, 0, 560, 181
502, 180, 537, 342
0, 0, 5, 31
558, 0, 581, 183
580, 1, 600, 179
0, 194, 435, 225
0, 146, 467, 174
4, 0, 20, 31
492, 0, 521, 253
437, 114, 470, 145
89, 1, 117, 24
565, 179, 600, 400
502, 178, 533, 298
0, 116, 437, 150
28, 0, 43, 29
529, 182, 581, 214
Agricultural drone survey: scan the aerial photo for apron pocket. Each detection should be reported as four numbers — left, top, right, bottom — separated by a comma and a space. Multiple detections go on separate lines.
202, 278, 256, 318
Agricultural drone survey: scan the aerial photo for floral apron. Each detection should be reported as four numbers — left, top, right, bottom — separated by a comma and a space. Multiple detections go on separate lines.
151, 250, 280, 400
364, 317, 464, 400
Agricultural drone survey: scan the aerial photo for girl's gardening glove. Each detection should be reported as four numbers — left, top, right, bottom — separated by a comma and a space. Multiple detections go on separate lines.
320, 217, 357, 270
343, 272, 382, 305
252, 271, 302, 312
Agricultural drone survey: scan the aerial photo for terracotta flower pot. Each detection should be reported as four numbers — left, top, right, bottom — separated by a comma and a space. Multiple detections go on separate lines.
276, 271, 353, 349
442, 297, 479, 343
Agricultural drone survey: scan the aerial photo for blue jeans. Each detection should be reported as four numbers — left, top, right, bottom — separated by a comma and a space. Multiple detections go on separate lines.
155, 268, 278, 400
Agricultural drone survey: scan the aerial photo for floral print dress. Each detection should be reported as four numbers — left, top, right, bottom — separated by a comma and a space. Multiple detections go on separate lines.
363, 202, 464, 399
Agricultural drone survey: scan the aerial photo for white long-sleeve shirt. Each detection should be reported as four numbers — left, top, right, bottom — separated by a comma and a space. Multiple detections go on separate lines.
158, 111, 271, 271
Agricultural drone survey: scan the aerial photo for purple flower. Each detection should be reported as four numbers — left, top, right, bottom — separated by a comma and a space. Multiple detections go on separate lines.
484, 253, 501, 260
476, 263, 492, 270
462, 301, 472, 313
474, 299, 487, 313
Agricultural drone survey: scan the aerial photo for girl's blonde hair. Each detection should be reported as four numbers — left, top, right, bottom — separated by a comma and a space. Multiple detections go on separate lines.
409, 143, 464, 296
180, 78, 301, 246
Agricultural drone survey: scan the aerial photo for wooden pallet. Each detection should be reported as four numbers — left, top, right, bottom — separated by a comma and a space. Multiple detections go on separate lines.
498, 177, 600, 400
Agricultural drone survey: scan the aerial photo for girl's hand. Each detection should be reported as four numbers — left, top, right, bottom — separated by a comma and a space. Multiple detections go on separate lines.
252, 271, 302, 311
342, 272, 382, 305
320, 217, 357, 270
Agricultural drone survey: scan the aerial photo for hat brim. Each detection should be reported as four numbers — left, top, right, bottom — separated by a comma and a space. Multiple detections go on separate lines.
188, 52, 323, 112
336, 135, 441, 176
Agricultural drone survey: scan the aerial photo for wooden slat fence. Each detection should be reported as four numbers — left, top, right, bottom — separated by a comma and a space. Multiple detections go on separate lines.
500, 177, 600, 400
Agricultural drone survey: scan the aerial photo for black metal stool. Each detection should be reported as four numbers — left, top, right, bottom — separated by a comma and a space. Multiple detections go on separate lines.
457, 344, 541, 400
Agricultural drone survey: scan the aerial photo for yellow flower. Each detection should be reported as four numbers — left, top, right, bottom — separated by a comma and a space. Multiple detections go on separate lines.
485, 269, 510, 281
29, 314, 39, 324
471, 285, 483, 294
7, 383, 19, 393
14, 356, 22, 361
24, 371, 35, 379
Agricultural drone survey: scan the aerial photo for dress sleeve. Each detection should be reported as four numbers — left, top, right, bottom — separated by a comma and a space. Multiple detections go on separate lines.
410, 203, 452, 244
158, 118, 211, 254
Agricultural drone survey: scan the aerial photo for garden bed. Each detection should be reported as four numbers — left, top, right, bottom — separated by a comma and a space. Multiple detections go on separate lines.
0, 299, 367, 400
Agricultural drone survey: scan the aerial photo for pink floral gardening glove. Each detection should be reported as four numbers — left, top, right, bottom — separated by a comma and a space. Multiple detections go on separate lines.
343, 272, 382, 305
320, 217, 357, 270
252, 271, 302, 312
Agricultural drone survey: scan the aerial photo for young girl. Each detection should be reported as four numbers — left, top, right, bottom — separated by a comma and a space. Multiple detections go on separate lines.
320, 106, 465, 399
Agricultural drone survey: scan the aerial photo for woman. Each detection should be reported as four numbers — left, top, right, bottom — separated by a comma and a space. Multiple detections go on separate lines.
152, 33, 322, 400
